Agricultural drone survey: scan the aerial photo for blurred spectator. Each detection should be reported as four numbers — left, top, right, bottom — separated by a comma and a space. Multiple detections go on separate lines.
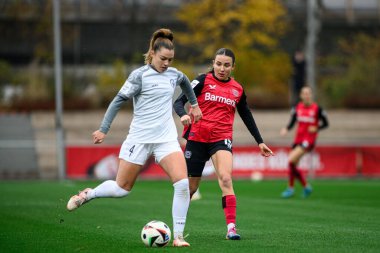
290, 49, 306, 106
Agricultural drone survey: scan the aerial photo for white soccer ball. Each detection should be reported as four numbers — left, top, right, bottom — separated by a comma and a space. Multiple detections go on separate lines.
141, 220, 171, 247
251, 171, 264, 182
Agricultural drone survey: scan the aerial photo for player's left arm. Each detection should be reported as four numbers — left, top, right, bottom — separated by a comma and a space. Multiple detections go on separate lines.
237, 91, 274, 157
318, 106, 329, 131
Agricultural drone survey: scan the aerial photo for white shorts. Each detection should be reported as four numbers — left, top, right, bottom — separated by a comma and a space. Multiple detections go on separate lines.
119, 140, 182, 165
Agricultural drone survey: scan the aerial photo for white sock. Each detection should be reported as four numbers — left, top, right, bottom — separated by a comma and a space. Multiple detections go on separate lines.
87, 180, 129, 200
227, 223, 235, 231
172, 178, 190, 239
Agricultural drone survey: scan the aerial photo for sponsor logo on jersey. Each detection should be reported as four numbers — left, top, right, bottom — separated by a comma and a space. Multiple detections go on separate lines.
298, 116, 316, 123
209, 84, 216, 89
205, 92, 236, 107
231, 89, 239, 97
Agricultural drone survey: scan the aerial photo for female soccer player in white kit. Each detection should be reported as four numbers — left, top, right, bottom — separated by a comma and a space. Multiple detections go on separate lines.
66, 28, 202, 247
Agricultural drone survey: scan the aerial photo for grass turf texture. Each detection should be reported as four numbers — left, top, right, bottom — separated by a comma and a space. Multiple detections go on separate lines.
0, 179, 379, 253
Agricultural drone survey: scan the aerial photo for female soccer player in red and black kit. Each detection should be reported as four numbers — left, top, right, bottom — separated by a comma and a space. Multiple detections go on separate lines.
174, 48, 274, 240
280, 86, 329, 198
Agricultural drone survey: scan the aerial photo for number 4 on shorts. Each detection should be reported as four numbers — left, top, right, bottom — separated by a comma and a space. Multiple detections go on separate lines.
129, 145, 135, 157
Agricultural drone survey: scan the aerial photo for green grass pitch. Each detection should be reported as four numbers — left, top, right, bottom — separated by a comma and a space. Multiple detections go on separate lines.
0, 179, 379, 253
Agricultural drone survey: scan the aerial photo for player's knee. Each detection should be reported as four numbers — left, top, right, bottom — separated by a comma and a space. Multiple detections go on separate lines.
219, 174, 232, 188
173, 178, 190, 195
289, 157, 298, 164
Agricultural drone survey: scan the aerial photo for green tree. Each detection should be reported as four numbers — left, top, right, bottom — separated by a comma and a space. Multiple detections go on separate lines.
176, 0, 292, 107
320, 33, 380, 108
96, 59, 128, 105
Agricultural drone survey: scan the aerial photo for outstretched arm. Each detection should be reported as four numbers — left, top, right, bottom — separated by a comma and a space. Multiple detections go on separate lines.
236, 91, 264, 144
318, 107, 329, 130
236, 91, 274, 157
93, 94, 128, 144
280, 107, 297, 136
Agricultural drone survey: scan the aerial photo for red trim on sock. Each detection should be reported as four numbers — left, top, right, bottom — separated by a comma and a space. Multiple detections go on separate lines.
288, 162, 295, 187
222, 195, 236, 225
298, 171, 307, 187
290, 162, 307, 187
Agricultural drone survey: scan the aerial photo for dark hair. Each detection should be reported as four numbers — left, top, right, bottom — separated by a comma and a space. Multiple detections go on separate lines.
214, 48, 235, 64
144, 28, 174, 64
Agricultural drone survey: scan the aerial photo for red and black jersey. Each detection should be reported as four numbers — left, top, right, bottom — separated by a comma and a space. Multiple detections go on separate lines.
174, 72, 263, 144
286, 102, 329, 145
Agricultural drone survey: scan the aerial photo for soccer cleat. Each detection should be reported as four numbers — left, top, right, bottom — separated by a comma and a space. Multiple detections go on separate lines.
191, 189, 202, 201
226, 226, 241, 240
281, 188, 295, 198
302, 186, 312, 198
172, 235, 190, 247
67, 188, 92, 211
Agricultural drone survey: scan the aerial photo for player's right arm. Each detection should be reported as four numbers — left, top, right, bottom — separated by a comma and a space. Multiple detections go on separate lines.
93, 95, 128, 144
280, 107, 297, 136
174, 74, 205, 126
93, 68, 143, 144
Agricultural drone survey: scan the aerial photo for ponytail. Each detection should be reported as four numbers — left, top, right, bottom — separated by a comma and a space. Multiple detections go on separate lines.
144, 28, 174, 64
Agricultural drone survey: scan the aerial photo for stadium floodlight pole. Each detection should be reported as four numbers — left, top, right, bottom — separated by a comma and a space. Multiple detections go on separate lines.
53, 0, 66, 181
306, 0, 320, 98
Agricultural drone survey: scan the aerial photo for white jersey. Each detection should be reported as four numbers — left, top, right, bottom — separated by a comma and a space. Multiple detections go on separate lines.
118, 65, 185, 143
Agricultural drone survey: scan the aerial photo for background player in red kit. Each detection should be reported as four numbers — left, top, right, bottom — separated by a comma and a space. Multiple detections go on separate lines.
280, 86, 329, 198
174, 48, 274, 240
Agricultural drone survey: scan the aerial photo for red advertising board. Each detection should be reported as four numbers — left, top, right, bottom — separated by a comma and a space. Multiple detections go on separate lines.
66, 146, 119, 178
231, 146, 358, 178
66, 145, 380, 179
361, 147, 380, 176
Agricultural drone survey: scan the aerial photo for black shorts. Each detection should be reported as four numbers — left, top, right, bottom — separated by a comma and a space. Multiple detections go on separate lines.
184, 139, 232, 177
292, 140, 315, 151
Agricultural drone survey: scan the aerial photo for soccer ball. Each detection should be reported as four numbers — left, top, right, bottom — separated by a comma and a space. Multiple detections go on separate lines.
141, 220, 171, 247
